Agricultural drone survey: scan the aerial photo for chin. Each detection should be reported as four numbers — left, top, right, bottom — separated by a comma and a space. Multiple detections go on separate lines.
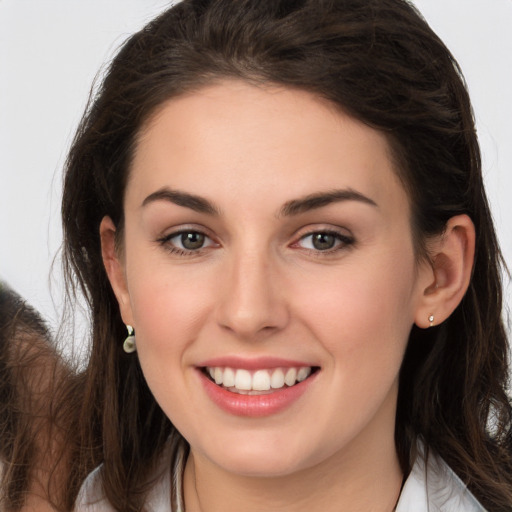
215, 452, 309, 478
193, 428, 325, 478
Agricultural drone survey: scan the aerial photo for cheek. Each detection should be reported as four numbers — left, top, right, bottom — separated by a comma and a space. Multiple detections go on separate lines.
294, 253, 416, 371
125, 262, 212, 365
124, 267, 211, 423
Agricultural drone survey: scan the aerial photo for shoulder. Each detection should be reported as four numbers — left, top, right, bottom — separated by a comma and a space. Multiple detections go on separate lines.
74, 438, 185, 512
74, 465, 111, 512
396, 447, 487, 512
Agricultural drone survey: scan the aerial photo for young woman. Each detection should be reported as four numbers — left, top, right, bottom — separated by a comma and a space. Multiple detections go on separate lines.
3, 0, 512, 511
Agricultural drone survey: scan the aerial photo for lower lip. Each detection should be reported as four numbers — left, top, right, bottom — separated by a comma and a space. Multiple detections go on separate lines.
198, 369, 318, 417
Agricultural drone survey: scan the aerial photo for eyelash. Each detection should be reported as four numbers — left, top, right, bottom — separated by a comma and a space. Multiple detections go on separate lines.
293, 230, 355, 255
157, 229, 217, 256
157, 229, 355, 256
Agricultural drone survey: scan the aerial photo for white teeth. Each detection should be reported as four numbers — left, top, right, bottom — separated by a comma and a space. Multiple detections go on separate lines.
235, 369, 252, 390
223, 367, 236, 388
252, 370, 271, 391
214, 367, 223, 385
205, 366, 314, 392
297, 367, 311, 382
285, 367, 297, 386
270, 368, 285, 389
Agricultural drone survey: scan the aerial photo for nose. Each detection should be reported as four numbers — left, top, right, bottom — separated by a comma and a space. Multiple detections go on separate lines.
216, 248, 289, 339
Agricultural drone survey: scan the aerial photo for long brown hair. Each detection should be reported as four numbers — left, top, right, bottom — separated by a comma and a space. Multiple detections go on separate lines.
60, 0, 512, 510
0, 283, 83, 511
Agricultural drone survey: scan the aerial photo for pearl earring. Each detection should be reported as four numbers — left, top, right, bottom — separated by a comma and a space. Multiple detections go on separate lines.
123, 325, 136, 353
428, 315, 434, 327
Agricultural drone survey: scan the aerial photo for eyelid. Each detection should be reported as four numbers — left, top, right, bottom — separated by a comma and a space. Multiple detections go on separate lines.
291, 224, 353, 241
156, 225, 219, 254
290, 225, 355, 253
157, 223, 215, 240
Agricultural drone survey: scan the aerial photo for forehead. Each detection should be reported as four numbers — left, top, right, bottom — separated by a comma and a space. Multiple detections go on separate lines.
128, 80, 408, 215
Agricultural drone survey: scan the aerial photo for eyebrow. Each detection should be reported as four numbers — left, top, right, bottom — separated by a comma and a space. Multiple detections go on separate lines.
279, 189, 378, 217
142, 188, 220, 215
141, 187, 377, 217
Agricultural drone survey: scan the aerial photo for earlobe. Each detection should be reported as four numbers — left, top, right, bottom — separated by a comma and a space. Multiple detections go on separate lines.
99, 216, 134, 326
414, 214, 475, 329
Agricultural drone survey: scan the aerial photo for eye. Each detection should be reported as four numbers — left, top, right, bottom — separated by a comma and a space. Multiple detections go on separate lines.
296, 231, 354, 252
176, 231, 207, 250
158, 230, 217, 254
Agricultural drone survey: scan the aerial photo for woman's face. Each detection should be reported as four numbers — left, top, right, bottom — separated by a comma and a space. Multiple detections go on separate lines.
107, 80, 432, 477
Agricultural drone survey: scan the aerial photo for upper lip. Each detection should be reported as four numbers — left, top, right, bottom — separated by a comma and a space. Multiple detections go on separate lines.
197, 356, 318, 370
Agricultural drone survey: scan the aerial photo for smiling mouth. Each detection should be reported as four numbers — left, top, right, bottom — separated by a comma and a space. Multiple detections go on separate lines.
202, 366, 319, 395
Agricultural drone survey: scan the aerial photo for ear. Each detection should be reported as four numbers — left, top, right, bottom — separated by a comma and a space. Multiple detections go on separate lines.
100, 216, 135, 326
414, 214, 475, 328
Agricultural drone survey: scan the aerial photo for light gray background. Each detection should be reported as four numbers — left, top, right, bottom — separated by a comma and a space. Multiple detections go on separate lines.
1, 0, 511, 338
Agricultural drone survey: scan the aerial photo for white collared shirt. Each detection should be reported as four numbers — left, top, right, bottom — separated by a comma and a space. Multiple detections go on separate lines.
395, 448, 486, 511
75, 442, 487, 511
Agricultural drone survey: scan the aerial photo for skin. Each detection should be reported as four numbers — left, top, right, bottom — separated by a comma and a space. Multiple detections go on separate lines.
101, 80, 475, 512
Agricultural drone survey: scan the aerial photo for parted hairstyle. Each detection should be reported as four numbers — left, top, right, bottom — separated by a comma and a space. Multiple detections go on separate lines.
59, 0, 512, 510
